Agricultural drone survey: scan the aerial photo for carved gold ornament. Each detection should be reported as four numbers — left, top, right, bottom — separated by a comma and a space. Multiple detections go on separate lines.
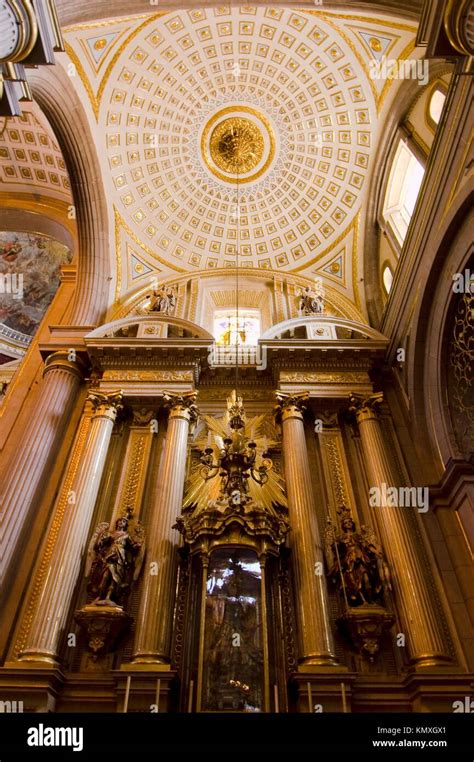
210, 117, 264, 175
201, 106, 275, 184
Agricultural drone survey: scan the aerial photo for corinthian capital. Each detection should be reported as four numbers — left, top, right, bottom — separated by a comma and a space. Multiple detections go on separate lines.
87, 389, 124, 416
348, 392, 383, 420
163, 390, 199, 423
274, 390, 309, 422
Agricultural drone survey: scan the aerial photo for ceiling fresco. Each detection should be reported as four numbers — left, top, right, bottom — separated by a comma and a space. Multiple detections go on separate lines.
0, 231, 72, 340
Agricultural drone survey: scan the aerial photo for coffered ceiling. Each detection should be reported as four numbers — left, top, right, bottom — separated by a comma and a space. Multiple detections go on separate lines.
4, 6, 420, 318
0, 104, 72, 203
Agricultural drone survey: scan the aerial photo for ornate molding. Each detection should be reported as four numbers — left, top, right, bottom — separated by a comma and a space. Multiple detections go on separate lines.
119, 434, 148, 517
279, 552, 298, 674
172, 550, 190, 676
197, 387, 274, 401
337, 605, 395, 663
175, 491, 289, 559
325, 438, 350, 508
102, 370, 194, 382
448, 288, 474, 460
75, 606, 132, 661
281, 372, 368, 384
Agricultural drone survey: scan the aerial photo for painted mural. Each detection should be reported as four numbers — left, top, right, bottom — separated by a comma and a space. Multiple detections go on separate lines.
0, 232, 72, 337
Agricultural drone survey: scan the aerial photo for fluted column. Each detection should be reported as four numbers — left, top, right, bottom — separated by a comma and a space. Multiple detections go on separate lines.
19, 390, 123, 664
0, 351, 86, 585
275, 391, 337, 666
349, 393, 451, 666
133, 392, 198, 664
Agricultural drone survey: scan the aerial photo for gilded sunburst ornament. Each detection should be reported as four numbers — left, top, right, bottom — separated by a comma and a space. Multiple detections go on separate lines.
210, 117, 265, 174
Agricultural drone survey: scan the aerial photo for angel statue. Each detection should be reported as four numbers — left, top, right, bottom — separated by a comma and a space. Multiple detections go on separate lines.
297, 278, 325, 316
86, 515, 145, 608
324, 508, 391, 607
146, 283, 177, 316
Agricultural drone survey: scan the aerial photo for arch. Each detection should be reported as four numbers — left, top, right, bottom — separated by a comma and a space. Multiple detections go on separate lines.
28, 64, 111, 326
53, 1, 422, 27
86, 314, 214, 341
112, 267, 366, 325
260, 315, 388, 342
412, 205, 473, 468
362, 62, 453, 327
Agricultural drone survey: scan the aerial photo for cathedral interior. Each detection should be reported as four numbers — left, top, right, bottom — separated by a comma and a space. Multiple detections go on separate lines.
0, 0, 472, 717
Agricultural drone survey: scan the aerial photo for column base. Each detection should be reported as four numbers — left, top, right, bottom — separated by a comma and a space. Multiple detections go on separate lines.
298, 654, 341, 668
131, 654, 171, 666
406, 654, 456, 671
124, 663, 172, 672
0, 661, 65, 712
17, 651, 60, 667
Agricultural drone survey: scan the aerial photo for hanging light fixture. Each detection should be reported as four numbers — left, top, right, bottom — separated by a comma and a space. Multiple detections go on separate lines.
199, 126, 272, 496
199, 389, 272, 496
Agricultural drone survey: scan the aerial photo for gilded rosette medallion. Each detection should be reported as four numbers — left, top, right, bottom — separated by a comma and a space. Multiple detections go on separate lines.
201, 106, 276, 184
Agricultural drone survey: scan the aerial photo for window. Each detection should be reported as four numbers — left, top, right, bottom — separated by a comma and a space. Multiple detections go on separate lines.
214, 309, 260, 346
382, 139, 425, 247
428, 87, 446, 127
383, 265, 393, 294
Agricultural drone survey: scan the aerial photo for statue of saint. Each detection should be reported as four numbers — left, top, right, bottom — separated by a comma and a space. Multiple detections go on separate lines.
297, 278, 325, 315
325, 509, 391, 607
146, 284, 177, 315
86, 516, 145, 607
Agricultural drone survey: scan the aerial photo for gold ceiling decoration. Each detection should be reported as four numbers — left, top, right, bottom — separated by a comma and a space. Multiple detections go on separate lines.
201, 105, 275, 184
211, 117, 264, 174
61, 8, 416, 296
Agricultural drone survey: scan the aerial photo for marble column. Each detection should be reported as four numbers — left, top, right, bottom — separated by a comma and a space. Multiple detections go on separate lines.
19, 390, 123, 664
1, 351, 86, 584
133, 392, 198, 664
275, 391, 338, 667
349, 393, 451, 666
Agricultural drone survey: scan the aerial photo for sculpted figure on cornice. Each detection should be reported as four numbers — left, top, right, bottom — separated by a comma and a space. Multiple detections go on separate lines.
297, 277, 325, 316
146, 283, 177, 316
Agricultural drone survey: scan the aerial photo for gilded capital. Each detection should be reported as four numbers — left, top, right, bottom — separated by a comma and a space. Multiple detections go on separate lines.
163, 391, 199, 423
348, 392, 383, 423
43, 350, 87, 381
274, 390, 309, 423
88, 390, 124, 419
